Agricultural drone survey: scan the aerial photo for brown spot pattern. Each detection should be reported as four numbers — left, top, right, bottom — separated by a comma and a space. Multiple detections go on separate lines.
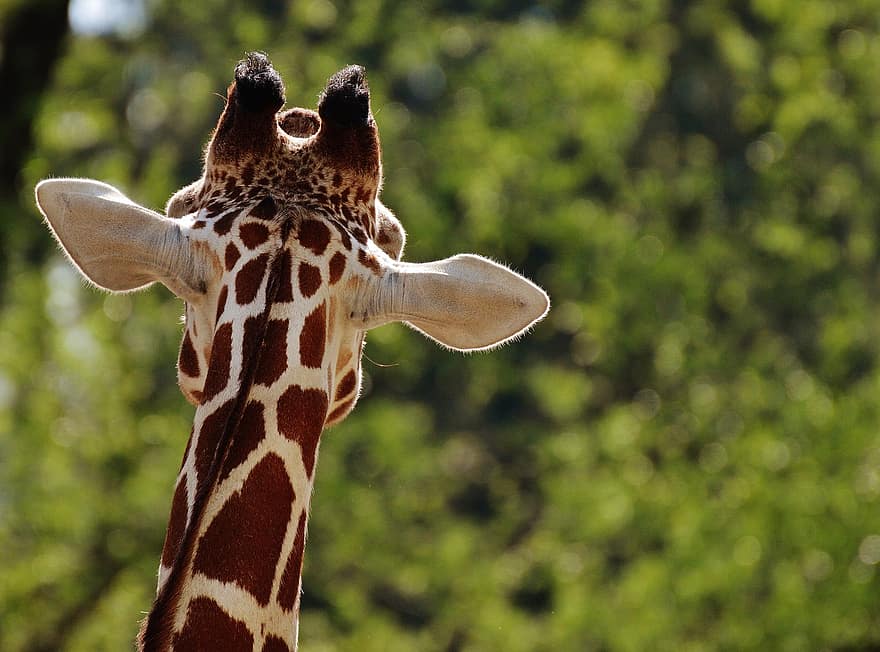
174, 597, 253, 650
160, 478, 188, 567
298, 219, 331, 255
328, 252, 346, 285
236, 253, 269, 305
240, 222, 270, 249
358, 249, 381, 274
299, 303, 326, 369
213, 211, 236, 236
179, 426, 194, 472
195, 399, 234, 482
335, 370, 357, 402
298, 262, 321, 298
276, 386, 328, 477
330, 220, 352, 250
351, 226, 367, 245
356, 186, 372, 205
278, 512, 307, 611
335, 347, 353, 373
241, 315, 262, 387
250, 196, 277, 220
219, 400, 266, 481
193, 454, 294, 606
178, 330, 200, 377
255, 319, 289, 386
326, 397, 356, 424
215, 285, 229, 324
225, 243, 241, 271
262, 636, 290, 652
276, 249, 294, 303
202, 323, 232, 401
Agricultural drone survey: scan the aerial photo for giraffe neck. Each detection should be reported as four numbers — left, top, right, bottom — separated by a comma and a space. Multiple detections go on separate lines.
147, 401, 321, 651
140, 223, 329, 651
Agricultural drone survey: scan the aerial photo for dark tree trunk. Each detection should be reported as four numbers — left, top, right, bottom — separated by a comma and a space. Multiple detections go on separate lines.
0, 0, 70, 193
0, 0, 70, 279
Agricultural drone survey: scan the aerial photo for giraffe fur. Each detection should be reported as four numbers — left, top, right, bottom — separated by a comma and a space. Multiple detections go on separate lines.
35, 52, 548, 651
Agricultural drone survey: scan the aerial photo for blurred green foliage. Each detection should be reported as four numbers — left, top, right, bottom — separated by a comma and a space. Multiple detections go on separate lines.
3, 0, 880, 650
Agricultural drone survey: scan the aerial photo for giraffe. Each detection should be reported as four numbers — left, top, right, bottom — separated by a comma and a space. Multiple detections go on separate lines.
35, 52, 549, 651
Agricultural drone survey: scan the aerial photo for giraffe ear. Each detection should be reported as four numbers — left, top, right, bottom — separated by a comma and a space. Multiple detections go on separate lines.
358, 254, 550, 351
35, 178, 207, 299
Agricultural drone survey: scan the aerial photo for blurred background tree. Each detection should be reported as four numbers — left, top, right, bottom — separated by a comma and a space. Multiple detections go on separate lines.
2, 0, 880, 649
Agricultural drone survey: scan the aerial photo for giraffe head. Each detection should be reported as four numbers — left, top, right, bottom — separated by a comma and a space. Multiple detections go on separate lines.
36, 52, 549, 649
36, 52, 548, 427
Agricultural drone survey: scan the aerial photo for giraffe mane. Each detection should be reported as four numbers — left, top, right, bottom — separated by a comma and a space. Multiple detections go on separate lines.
139, 214, 294, 648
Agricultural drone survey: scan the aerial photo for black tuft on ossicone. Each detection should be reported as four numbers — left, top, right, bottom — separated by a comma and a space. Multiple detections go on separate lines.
234, 52, 285, 113
318, 65, 371, 127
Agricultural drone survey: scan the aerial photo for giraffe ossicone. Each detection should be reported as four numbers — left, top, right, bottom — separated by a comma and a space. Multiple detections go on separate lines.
36, 51, 549, 651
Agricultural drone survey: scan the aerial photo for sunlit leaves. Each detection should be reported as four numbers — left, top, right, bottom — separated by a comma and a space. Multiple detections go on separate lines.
6, 0, 880, 650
